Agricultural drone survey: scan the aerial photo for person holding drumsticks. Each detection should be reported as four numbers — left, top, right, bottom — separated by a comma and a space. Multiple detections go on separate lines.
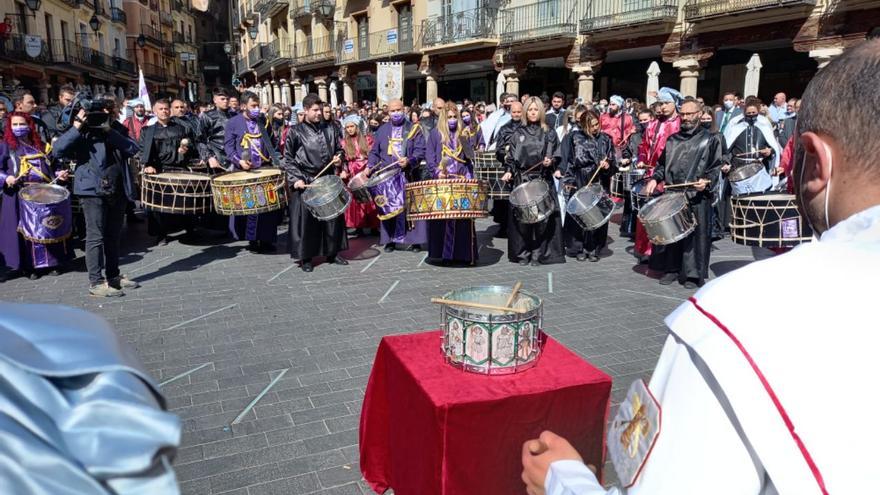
644, 99, 724, 288
340, 114, 379, 236
283, 94, 347, 273
425, 101, 479, 265
502, 96, 565, 266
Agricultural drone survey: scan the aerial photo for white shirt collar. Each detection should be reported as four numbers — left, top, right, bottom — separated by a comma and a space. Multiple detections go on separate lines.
820, 204, 880, 244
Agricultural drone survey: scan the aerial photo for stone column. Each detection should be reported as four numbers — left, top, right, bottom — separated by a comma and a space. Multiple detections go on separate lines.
280, 78, 290, 105
315, 76, 328, 102
292, 77, 302, 104
502, 68, 519, 97
272, 79, 281, 104
673, 57, 702, 98
572, 64, 595, 103
809, 46, 844, 70
342, 78, 354, 106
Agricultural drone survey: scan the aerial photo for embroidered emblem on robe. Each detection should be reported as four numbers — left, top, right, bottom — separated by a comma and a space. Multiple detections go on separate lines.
608, 379, 661, 487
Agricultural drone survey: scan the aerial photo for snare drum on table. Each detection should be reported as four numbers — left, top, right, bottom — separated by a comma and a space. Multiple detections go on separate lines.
405, 179, 489, 221
141, 171, 213, 215
637, 193, 696, 246
730, 193, 813, 248
17, 184, 73, 243
211, 168, 287, 216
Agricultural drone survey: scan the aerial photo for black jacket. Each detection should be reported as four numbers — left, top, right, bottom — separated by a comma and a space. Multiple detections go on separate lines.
504, 123, 560, 184
282, 120, 344, 183
197, 108, 233, 163
566, 131, 617, 189
51, 126, 140, 199
653, 126, 724, 202
140, 120, 197, 172
494, 120, 522, 165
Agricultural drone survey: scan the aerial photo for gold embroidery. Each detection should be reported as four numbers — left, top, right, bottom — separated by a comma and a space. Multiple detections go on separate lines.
620, 393, 651, 458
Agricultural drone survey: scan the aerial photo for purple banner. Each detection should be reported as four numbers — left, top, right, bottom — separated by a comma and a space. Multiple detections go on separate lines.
18, 194, 73, 243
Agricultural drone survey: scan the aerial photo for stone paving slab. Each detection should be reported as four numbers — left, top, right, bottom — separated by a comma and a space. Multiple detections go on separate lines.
0, 213, 765, 494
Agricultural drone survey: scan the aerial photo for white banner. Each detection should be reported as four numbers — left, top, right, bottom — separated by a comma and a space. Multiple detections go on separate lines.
376, 61, 403, 106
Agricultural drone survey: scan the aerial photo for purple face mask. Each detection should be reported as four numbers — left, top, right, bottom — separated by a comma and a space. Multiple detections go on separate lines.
462, 115, 471, 125
248, 107, 261, 119
11, 126, 29, 138
447, 118, 458, 131
390, 111, 405, 126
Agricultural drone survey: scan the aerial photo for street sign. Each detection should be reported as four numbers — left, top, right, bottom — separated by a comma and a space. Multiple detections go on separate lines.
24, 35, 42, 58
204, 65, 220, 70
180, 53, 192, 61
387, 29, 397, 45
343, 39, 354, 54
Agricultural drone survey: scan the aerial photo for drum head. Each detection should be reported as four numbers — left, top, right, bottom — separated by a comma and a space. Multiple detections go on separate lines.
214, 168, 281, 182
566, 184, 602, 215
303, 175, 344, 205
510, 180, 549, 207
639, 193, 687, 222
349, 171, 369, 189
19, 184, 70, 204
154, 171, 212, 181
729, 162, 763, 182
365, 166, 401, 188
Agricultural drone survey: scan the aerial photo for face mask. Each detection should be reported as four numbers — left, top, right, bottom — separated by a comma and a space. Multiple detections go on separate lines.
390, 111, 405, 126
724, 100, 735, 110
701, 122, 712, 130
447, 119, 458, 131
11, 126, 29, 137
248, 108, 260, 119
744, 115, 757, 125
462, 115, 471, 125
370, 123, 380, 130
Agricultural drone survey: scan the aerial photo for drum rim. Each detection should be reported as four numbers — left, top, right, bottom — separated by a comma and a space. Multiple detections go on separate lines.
19, 183, 70, 203
364, 166, 402, 188
638, 192, 689, 223
145, 171, 213, 181
728, 162, 765, 182
509, 179, 550, 207
442, 285, 543, 322
212, 168, 283, 183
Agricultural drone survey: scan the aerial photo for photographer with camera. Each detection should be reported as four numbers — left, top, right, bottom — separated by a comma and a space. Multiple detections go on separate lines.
51, 99, 141, 297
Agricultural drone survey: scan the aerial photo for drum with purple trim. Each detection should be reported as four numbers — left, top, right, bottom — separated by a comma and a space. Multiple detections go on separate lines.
17, 184, 73, 244
365, 166, 405, 220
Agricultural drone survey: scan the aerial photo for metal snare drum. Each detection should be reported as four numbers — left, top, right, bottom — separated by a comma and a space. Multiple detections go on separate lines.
626, 169, 646, 191
729, 161, 772, 197
302, 175, 351, 221
565, 183, 614, 231
610, 172, 626, 199
637, 193, 696, 245
630, 180, 655, 211
509, 179, 556, 224
347, 170, 372, 203
441, 285, 544, 375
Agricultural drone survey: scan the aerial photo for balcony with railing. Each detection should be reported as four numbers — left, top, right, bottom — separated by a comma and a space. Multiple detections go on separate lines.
260, 37, 291, 65
684, 0, 816, 21
256, 0, 287, 17
110, 7, 126, 24
421, 6, 500, 50
96, 0, 111, 18
160, 10, 173, 26
248, 45, 261, 68
291, 34, 335, 66
173, 0, 187, 10
163, 42, 176, 56
141, 24, 164, 45
143, 62, 167, 81
0, 36, 139, 76
500, 0, 579, 45
580, 0, 679, 33
337, 26, 418, 63
290, 0, 311, 20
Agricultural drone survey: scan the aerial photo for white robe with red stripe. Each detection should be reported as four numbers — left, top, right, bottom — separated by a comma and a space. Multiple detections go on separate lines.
546, 204, 880, 494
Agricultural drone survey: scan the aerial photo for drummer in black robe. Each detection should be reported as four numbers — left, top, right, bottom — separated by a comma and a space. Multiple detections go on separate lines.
140, 99, 198, 245
491, 101, 523, 238
644, 99, 723, 288
501, 97, 565, 265
223, 91, 282, 252
283, 94, 348, 272
563, 110, 617, 261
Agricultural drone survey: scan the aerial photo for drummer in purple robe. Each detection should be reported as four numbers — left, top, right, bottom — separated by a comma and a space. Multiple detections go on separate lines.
366, 98, 427, 253
0, 112, 71, 281
223, 91, 281, 252
425, 102, 479, 265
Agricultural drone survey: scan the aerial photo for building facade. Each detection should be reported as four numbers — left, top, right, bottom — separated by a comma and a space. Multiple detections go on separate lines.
232, 0, 880, 107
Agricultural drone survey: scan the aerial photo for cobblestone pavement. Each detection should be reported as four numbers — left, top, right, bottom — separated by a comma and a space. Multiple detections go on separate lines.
0, 211, 766, 494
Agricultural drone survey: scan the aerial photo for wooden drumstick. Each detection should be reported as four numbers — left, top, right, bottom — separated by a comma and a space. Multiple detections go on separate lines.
505, 281, 523, 308
586, 158, 609, 187
430, 298, 527, 314
370, 162, 400, 177
664, 180, 707, 190
313, 157, 340, 180
523, 158, 548, 175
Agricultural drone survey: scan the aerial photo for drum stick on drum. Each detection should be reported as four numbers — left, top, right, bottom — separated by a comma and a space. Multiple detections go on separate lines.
430, 298, 527, 314
505, 281, 523, 308
664, 180, 706, 190
523, 159, 548, 175
370, 162, 400, 178
313, 158, 340, 180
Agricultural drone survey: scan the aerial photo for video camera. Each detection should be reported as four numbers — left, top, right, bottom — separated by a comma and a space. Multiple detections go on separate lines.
59, 92, 112, 132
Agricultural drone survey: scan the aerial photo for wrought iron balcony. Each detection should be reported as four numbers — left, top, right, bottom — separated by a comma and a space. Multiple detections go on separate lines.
501, 0, 578, 44
292, 34, 335, 66
163, 42, 176, 56
141, 24, 164, 46
421, 6, 500, 49
337, 26, 418, 63
684, 0, 816, 21
256, 0, 288, 16
262, 37, 291, 64
580, 0, 679, 33
248, 45, 261, 67
111, 56, 136, 75
309, 0, 334, 19
290, 0, 311, 20
143, 62, 167, 81
160, 11, 174, 26
173, 0, 187, 10
110, 7, 126, 24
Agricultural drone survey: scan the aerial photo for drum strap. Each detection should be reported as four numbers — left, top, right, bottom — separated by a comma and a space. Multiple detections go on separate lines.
11, 149, 52, 183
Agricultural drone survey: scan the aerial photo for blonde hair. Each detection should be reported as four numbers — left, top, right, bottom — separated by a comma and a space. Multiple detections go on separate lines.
521, 96, 548, 132
437, 101, 462, 146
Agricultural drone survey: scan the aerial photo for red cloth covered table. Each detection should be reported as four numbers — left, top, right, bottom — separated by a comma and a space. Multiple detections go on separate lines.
360, 330, 612, 495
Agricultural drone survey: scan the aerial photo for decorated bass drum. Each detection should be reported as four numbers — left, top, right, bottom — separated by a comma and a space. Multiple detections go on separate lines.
405, 179, 489, 220
211, 168, 287, 216
441, 285, 544, 375
141, 171, 213, 215
17, 184, 73, 244
302, 175, 351, 221
730, 193, 813, 247
637, 193, 696, 246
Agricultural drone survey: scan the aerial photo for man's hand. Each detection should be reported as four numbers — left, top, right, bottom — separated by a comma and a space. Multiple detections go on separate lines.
178, 145, 189, 155
438, 171, 448, 179
542, 157, 552, 167
501, 172, 512, 183
208, 157, 223, 169
331, 155, 341, 165
636, 161, 648, 169
293, 180, 306, 190
721, 163, 731, 174
339, 170, 349, 180
645, 178, 658, 195
773, 166, 784, 176
693, 178, 709, 192
397, 157, 408, 168
759, 147, 772, 157
4, 175, 16, 187
72, 109, 87, 130
239, 159, 252, 170
619, 158, 631, 166
521, 431, 584, 495
600, 159, 610, 170
144, 166, 157, 174
56, 170, 70, 182
553, 170, 562, 179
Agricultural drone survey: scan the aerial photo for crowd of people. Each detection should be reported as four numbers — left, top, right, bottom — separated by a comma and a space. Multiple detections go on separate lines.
0, 70, 801, 295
